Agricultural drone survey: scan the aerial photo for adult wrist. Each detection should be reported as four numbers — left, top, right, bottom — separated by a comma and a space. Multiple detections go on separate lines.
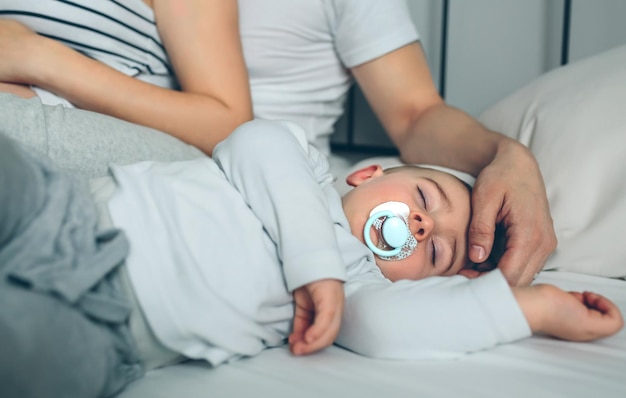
495, 136, 535, 165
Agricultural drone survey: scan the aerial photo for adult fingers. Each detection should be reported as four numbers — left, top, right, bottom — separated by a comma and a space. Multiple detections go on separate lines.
468, 182, 501, 264
471, 176, 542, 285
497, 216, 555, 286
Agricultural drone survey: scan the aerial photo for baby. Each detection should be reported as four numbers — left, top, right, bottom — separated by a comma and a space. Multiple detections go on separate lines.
342, 162, 473, 282
0, 120, 622, 398
105, 119, 623, 361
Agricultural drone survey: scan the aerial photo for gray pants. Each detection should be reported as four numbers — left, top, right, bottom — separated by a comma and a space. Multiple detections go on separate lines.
0, 93, 204, 180
0, 281, 140, 398
0, 132, 143, 398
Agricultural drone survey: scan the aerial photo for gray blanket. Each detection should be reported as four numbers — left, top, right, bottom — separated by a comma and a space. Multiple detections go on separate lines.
0, 93, 204, 180
0, 133, 142, 397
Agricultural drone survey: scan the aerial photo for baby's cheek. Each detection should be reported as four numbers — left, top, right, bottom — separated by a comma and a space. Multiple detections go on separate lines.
376, 256, 429, 281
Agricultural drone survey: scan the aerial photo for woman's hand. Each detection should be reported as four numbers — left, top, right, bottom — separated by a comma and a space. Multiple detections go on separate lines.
0, 1, 253, 154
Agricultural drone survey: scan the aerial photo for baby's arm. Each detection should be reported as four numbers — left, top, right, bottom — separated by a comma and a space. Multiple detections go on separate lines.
337, 270, 531, 359
337, 268, 623, 360
513, 285, 624, 341
289, 279, 344, 355
213, 120, 347, 356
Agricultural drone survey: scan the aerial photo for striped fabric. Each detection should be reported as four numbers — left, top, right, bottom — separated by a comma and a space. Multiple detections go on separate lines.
0, 0, 175, 88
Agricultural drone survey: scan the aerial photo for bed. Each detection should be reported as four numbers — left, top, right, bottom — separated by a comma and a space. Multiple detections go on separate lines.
116, 272, 626, 398
1, 12, 625, 398
106, 43, 626, 398
114, 41, 626, 397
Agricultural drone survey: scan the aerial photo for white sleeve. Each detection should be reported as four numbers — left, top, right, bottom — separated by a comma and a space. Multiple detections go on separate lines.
331, 0, 419, 68
336, 269, 532, 359
212, 120, 347, 291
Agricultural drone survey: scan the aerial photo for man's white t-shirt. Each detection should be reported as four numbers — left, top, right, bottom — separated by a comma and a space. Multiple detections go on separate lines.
239, 0, 419, 155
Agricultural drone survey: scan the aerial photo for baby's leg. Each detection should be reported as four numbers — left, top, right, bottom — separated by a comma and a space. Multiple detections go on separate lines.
0, 93, 204, 180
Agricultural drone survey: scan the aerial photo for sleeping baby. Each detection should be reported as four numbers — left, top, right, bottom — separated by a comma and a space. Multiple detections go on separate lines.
0, 121, 622, 398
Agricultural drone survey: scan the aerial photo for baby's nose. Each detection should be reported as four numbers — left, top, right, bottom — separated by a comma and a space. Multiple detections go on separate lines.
409, 210, 434, 241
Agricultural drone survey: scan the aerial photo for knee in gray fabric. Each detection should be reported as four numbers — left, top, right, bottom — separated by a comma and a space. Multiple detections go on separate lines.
0, 282, 136, 398
0, 134, 47, 250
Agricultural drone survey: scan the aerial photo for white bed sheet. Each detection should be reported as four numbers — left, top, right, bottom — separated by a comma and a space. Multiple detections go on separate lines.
119, 271, 626, 398
96, 45, 626, 397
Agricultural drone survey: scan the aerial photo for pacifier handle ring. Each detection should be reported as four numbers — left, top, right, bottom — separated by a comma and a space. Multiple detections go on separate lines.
364, 210, 403, 257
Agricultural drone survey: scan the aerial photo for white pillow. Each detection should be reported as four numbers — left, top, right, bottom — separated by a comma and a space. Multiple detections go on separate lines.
479, 44, 626, 278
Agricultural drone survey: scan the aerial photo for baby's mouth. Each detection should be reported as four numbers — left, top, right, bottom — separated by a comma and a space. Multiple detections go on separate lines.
363, 201, 418, 261
374, 228, 393, 250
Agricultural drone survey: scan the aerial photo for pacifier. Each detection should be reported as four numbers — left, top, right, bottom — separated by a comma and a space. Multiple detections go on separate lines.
363, 201, 418, 261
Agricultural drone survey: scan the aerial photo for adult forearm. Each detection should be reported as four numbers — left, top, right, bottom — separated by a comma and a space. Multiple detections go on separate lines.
400, 102, 555, 283
0, 82, 36, 99
27, 39, 251, 155
398, 103, 522, 177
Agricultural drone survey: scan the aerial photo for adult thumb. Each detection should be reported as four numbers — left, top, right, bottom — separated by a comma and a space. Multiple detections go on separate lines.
468, 194, 499, 264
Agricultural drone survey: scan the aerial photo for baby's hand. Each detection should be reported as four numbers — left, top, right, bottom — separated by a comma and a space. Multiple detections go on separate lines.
515, 284, 624, 341
289, 279, 344, 356
548, 289, 624, 341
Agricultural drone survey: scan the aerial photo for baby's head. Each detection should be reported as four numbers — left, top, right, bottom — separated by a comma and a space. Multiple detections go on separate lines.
341, 164, 472, 281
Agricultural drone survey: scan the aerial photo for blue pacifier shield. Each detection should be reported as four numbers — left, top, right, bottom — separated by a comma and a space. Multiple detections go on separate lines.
363, 201, 418, 261
381, 217, 409, 247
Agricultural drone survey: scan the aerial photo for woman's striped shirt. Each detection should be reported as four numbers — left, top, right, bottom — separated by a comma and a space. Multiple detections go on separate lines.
0, 0, 175, 91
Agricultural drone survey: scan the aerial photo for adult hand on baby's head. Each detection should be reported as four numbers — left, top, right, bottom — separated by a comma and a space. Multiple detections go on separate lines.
468, 140, 557, 286
458, 223, 504, 279
289, 279, 344, 356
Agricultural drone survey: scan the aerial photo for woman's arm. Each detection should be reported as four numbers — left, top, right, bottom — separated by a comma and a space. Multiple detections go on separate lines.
0, 82, 35, 99
0, 0, 252, 155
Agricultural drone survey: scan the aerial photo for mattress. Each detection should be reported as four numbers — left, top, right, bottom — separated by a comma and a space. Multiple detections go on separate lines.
119, 45, 626, 398
118, 271, 626, 398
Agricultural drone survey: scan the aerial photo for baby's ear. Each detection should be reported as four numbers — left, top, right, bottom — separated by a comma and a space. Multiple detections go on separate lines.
345, 164, 384, 187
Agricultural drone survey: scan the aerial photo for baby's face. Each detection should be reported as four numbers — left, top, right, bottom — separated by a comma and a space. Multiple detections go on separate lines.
342, 165, 471, 281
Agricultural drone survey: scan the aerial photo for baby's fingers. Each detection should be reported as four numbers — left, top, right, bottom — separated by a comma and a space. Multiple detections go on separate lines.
297, 316, 340, 355
304, 309, 333, 343
294, 280, 344, 356
583, 292, 623, 319
582, 291, 624, 337
288, 311, 310, 346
